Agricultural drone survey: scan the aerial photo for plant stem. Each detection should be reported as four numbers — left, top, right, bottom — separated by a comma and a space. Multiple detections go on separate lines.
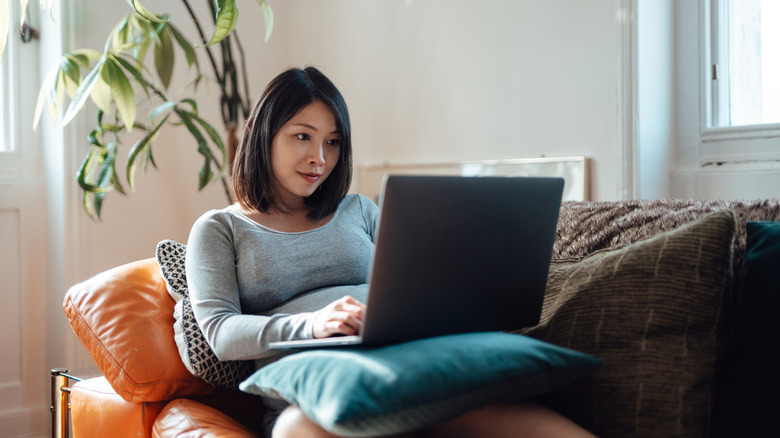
222, 36, 243, 126
221, 175, 234, 204
234, 32, 252, 117
180, 0, 226, 89
168, 0, 245, 206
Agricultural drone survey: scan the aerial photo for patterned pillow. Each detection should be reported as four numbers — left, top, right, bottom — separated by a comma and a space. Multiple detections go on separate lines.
155, 240, 254, 389
520, 210, 737, 437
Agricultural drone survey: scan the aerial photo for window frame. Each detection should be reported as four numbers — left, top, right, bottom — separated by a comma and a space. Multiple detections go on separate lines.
0, 0, 41, 179
0, 43, 8, 155
700, 0, 780, 165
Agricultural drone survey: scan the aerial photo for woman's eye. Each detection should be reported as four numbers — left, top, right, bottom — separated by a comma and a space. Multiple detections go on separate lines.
296, 133, 310, 141
327, 138, 341, 147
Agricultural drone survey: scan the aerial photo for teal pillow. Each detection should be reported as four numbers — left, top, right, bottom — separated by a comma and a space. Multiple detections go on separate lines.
239, 332, 601, 436
715, 221, 780, 437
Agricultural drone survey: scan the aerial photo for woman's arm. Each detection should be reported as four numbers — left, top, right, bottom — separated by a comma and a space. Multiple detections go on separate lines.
186, 211, 316, 361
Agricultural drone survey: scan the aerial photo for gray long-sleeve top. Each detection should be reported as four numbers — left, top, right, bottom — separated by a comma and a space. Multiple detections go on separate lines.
186, 194, 379, 368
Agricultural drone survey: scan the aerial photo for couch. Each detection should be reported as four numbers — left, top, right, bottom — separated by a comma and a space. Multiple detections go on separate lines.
56, 199, 780, 437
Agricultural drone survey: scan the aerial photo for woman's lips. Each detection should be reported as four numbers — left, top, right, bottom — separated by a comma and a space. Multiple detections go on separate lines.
299, 172, 322, 183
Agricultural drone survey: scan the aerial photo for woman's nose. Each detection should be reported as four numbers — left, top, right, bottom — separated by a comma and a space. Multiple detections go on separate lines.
308, 143, 325, 166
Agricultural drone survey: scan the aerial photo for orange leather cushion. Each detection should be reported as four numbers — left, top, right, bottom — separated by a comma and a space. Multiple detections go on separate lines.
153, 399, 257, 438
71, 376, 167, 438
64, 258, 215, 402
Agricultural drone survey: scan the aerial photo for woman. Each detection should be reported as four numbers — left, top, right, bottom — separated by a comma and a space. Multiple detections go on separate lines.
186, 66, 594, 438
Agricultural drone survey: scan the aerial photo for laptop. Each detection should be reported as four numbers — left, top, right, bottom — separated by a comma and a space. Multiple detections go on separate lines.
269, 175, 564, 349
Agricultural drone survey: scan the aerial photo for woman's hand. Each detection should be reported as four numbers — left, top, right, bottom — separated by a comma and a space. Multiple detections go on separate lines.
312, 295, 366, 338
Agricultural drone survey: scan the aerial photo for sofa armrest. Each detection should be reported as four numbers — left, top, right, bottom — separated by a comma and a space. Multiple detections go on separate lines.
70, 377, 167, 438
64, 258, 214, 402
153, 399, 258, 438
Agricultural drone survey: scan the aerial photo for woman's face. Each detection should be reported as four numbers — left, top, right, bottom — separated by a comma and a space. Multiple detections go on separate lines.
270, 100, 341, 207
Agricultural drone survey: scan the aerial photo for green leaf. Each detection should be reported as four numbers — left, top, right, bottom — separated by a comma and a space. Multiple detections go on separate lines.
72, 48, 102, 65
47, 63, 61, 103
176, 109, 215, 190
154, 24, 174, 90
77, 147, 108, 193
148, 100, 176, 121
168, 24, 198, 72
106, 59, 136, 130
111, 54, 151, 100
59, 57, 83, 99
176, 110, 210, 158
205, 0, 238, 47
198, 158, 214, 190
111, 171, 127, 195
66, 53, 90, 68
53, 70, 66, 119
60, 56, 81, 84
180, 98, 198, 113
127, 0, 167, 23
78, 145, 113, 220
132, 14, 162, 47
126, 113, 169, 191
139, 148, 154, 172
144, 141, 157, 170
62, 56, 107, 127
90, 63, 112, 113
82, 191, 99, 220
33, 63, 60, 129
190, 74, 203, 91
189, 112, 227, 175
93, 140, 122, 217
87, 127, 102, 147
255, 0, 274, 43
90, 192, 106, 219
133, 36, 152, 65
60, 66, 80, 99
110, 16, 131, 49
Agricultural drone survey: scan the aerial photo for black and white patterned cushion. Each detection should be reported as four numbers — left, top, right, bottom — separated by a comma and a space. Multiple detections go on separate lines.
155, 240, 254, 389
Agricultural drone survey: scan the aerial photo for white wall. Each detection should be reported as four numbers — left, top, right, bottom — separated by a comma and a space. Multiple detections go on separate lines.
273, 0, 624, 202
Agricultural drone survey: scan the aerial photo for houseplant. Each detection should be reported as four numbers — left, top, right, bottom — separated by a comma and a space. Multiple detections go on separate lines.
0, 0, 273, 219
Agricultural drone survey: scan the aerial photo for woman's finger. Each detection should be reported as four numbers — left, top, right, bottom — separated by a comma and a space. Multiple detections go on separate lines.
330, 310, 363, 331
336, 303, 365, 317
312, 296, 368, 338
338, 295, 366, 308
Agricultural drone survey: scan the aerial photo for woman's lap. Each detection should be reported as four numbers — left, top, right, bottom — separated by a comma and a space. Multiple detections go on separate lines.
271, 402, 595, 438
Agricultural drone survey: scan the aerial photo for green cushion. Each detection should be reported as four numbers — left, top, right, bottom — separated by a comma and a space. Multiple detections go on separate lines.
715, 221, 780, 436
521, 210, 737, 437
239, 332, 600, 436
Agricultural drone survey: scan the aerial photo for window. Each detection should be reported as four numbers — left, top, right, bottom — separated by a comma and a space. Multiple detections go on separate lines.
1, 0, 14, 155
0, 0, 39, 174
1, 59, 7, 152
711, 0, 780, 127
699, 0, 780, 165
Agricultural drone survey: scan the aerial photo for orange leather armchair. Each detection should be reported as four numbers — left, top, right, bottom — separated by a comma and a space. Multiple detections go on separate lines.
56, 258, 266, 438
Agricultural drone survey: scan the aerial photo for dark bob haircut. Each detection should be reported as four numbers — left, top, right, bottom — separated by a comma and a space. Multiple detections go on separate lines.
232, 66, 352, 221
